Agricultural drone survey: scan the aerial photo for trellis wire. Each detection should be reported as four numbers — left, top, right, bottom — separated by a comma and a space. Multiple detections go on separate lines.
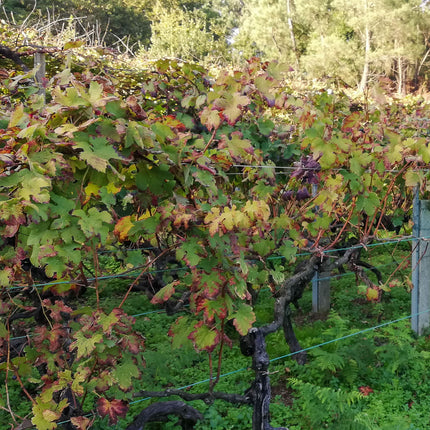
30, 306, 430, 430
130, 307, 430, 405
6, 257, 406, 343
5, 234, 417, 293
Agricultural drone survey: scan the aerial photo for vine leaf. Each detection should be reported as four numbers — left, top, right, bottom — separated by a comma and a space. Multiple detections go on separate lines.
114, 216, 135, 241
199, 106, 221, 130
96, 398, 128, 425
366, 287, 380, 302
151, 280, 180, 304
231, 303, 256, 336
188, 322, 219, 352
214, 92, 250, 125
74, 136, 123, 173
70, 332, 103, 359
70, 416, 92, 430
31, 398, 68, 430
113, 356, 141, 391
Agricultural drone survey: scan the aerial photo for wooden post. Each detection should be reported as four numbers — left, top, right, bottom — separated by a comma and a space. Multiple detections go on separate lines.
312, 184, 331, 313
411, 191, 430, 335
34, 52, 46, 97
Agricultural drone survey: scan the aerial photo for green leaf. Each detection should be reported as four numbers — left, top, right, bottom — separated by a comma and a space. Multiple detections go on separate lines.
189, 323, 219, 352
106, 100, 127, 119
231, 303, 256, 336
278, 240, 297, 262
126, 121, 154, 148
356, 193, 380, 217
135, 163, 175, 195
252, 238, 275, 256
113, 356, 141, 391
151, 122, 175, 143
176, 238, 203, 267
74, 136, 123, 173
72, 207, 112, 241
257, 118, 275, 136
169, 316, 194, 349
71, 331, 103, 359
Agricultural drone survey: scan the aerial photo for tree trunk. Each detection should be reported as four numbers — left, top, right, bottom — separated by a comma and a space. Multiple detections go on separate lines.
286, 0, 299, 69
359, 0, 370, 92
397, 56, 404, 96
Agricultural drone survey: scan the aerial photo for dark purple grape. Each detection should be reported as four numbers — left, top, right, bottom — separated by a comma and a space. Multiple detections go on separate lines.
291, 155, 321, 184
296, 187, 310, 201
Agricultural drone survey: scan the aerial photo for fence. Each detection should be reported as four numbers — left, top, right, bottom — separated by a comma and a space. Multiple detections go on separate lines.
311, 190, 430, 336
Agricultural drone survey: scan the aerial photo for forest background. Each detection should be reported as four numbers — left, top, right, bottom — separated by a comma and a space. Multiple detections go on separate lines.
4, 0, 430, 95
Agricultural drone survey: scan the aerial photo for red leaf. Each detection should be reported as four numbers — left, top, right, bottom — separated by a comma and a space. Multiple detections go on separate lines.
97, 398, 128, 425
358, 386, 374, 396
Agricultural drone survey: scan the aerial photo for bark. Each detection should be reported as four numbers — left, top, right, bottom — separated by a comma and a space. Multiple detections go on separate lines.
359, 0, 370, 92
286, 0, 299, 69
247, 328, 288, 430
133, 389, 251, 405
283, 306, 306, 365
126, 401, 204, 430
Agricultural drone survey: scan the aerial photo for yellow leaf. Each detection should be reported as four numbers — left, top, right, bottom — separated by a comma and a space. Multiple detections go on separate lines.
114, 216, 135, 241
138, 208, 155, 220
84, 183, 100, 199
244, 200, 270, 221
42, 409, 61, 422
404, 170, 421, 187
222, 206, 237, 230
106, 182, 122, 194
366, 287, 379, 302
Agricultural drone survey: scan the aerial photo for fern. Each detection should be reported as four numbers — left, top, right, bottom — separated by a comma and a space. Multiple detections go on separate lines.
289, 378, 364, 428
342, 358, 359, 386
310, 348, 346, 372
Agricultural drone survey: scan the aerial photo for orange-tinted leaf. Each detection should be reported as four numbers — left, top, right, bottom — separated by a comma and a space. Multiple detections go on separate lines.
70, 416, 92, 430
151, 280, 180, 304
114, 216, 135, 241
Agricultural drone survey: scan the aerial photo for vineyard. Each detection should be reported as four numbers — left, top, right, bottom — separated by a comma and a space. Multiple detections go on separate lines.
2, 24, 430, 430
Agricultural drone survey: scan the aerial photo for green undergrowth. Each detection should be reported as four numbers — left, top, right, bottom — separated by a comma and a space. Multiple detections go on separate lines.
72, 244, 430, 430
2, 246, 424, 429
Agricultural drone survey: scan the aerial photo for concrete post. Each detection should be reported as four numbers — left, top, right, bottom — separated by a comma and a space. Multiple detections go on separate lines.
311, 184, 331, 313
312, 271, 331, 313
411, 194, 430, 335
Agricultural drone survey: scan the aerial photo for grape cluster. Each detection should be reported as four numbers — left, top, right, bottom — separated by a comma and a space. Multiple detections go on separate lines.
291, 155, 321, 185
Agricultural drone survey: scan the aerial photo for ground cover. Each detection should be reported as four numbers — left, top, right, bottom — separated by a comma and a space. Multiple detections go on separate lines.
22, 243, 425, 430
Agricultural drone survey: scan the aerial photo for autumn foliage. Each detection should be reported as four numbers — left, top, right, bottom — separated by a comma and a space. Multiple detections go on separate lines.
0, 44, 429, 428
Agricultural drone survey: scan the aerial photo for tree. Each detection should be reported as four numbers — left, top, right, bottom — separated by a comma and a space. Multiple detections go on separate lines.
144, 1, 227, 63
